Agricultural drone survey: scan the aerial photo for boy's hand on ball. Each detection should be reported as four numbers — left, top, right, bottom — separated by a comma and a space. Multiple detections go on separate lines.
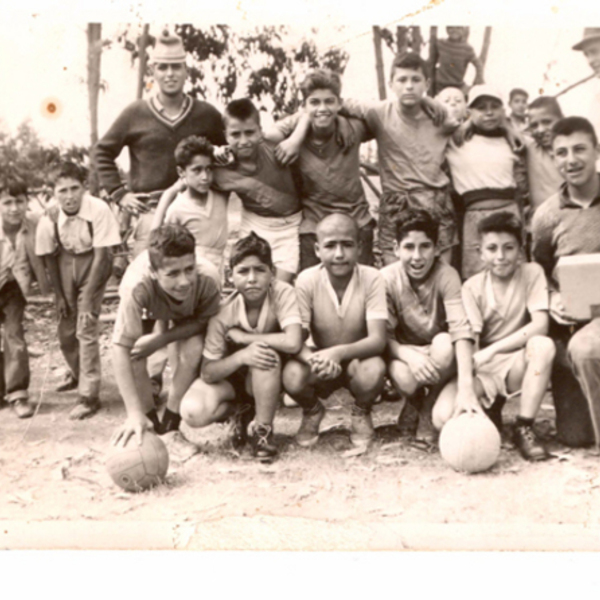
111, 413, 154, 447
452, 387, 483, 418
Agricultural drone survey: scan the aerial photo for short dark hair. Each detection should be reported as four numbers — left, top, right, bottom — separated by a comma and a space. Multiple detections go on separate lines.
230, 231, 273, 270
299, 69, 342, 100
528, 96, 563, 119
174, 135, 214, 169
551, 116, 598, 147
49, 161, 87, 187
224, 98, 261, 127
0, 176, 27, 198
148, 224, 196, 270
477, 211, 523, 245
390, 52, 429, 80
395, 207, 439, 245
509, 88, 528, 102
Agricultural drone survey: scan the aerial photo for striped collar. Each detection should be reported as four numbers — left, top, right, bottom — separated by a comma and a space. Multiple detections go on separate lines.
147, 94, 193, 128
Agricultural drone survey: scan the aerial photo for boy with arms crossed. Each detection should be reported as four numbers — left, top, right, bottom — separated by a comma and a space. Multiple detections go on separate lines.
111, 225, 221, 459
382, 209, 477, 443
179, 232, 303, 462
283, 213, 388, 449
36, 162, 120, 420
435, 212, 554, 461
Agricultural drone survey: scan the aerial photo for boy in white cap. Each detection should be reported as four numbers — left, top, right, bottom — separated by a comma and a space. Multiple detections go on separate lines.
445, 84, 528, 279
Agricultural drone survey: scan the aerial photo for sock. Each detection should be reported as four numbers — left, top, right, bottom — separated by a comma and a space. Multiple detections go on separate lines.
145, 408, 161, 432
516, 416, 534, 428
161, 408, 182, 434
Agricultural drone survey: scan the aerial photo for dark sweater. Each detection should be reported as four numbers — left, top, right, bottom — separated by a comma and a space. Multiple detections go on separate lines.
94, 97, 225, 201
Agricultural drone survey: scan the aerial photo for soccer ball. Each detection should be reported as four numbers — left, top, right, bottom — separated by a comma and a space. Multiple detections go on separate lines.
439, 412, 501, 474
106, 432, 169, 492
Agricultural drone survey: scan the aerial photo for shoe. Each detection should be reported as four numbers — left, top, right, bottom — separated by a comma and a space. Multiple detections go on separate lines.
350, 408, 375, 448
229, 402, 255, 450
513, 423, 550, 462
162, 430, 200, 463
56, 372, 78, 393
415, 405, 437, 446
11, 398, 34, 419
397, 400, 419, 437
68, 397, 101, 420
295, 401, 325, 448
249, 422, 278, 462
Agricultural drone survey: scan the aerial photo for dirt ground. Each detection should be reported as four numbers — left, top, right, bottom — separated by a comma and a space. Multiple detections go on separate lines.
2, 299, 600, 552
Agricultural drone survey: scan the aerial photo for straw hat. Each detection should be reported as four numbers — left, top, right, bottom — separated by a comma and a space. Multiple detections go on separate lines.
150, 31, 186, 64
573, 28, 600, 51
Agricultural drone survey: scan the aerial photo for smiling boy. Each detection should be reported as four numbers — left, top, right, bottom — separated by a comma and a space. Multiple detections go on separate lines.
36, 162, 121, 419
381, 209, 477, 442
508, 88, 529, 134
283, 213, 387, 449
179, 232, 302, 462
437, 212, 554, 461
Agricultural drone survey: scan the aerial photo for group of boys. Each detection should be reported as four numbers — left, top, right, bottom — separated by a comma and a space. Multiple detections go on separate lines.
3, 29, 600, 468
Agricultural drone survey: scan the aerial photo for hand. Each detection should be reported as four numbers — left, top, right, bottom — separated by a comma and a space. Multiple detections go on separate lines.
452, 118, 475, 147
130, 333, 164, 360
501, 116, 526, 153
226, 327, 248, 345
335, 115, 356, 153
308, 348, 344, 380
452, 385, 483, 418
120, 192, 150, 216
243, 342, 280, 370
111, 412, 154, 447
77, 310, 98, 331
275, 138, 301, 166
550, 291, 578, 326
403, 347, 441, 385
473, 346, 496, 370
213, 145, 235, 166
56, 295, 69, 319
421, 96, 447, 127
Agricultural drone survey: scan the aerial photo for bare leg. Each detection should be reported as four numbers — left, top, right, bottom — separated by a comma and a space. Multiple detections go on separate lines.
250, 360, 282, 427
180, 377, 236, 428
166, 335, 203, 414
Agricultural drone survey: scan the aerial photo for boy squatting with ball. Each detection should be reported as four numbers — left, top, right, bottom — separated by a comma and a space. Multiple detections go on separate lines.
111, 224, 221, 460
178, 232, 302, 462
283, 213, 388, 449
434, 212, 555, 461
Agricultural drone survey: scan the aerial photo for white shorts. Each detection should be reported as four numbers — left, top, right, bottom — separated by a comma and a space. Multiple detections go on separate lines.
475, 349, 524, 408
240, 209, 301, 275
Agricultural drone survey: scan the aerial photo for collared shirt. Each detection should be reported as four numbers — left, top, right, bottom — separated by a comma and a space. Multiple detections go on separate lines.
148, 94, 193, 125
295, 263, 388, 350
35, 193, 121, 256
532, 177, 600, 290
343, 98, 450, 193
382, 259, 473, 346
462, 262, 549, 347
525, 138, 563, 211
202, 280, 301, 361
274, 114, 373, 234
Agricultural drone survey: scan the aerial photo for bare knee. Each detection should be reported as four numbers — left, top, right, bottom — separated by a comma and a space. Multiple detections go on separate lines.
432, 380, 457, 430
180, 378, 231, 428
351, 357, 386, 394
283, 360, 311, 396
526, 335, 555, 364
178, 335, 204, 370
389, 359, 418, 396
431, 333, 454, 370
568, 327, 600, 365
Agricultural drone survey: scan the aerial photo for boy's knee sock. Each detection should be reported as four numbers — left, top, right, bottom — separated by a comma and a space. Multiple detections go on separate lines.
146, 408, 161, 432
161, 407, 182, 434
515, 415, 534, 428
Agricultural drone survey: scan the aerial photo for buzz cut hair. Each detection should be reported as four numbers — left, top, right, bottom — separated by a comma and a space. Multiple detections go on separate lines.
148, 223, 196, 271
390, 52, 430, 81
224, 98, 261, 127
299, 69, 342, 100
509, 88, 529, 102
528, 96, 564, 119
230, 230, 274, 270
395, 207, 439, 245
315, 212, 359, 242
551, 116, 598, 147
174, 135, 214, 169
49, 161, 87, 187
477, 211, 523, 246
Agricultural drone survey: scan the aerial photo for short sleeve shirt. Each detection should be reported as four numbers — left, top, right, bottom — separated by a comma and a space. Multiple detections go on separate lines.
382, 259, 473, 346
274, 114, 373, 234
461, 262, 549, 347
202, 280, 301, 360
295, 264, 387, 350
213, 140, 301, 218
112, 257, 221, 348
35, 194, 121, 256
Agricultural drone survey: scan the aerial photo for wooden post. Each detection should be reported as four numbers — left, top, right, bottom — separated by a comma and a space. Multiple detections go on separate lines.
137, 24, 150, 100
373, 26, 387, 100
479, 26, 492, 70
86, 23, 102, 196
428, 26, 438, 96
396, 26, 408, 55
410, 26, 423, 55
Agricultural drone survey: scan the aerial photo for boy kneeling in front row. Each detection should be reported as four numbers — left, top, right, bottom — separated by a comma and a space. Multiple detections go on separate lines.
434, 212, 554, 461
283, 213, 388, 449
179, 232, 303, 462
111, 225, 221, 460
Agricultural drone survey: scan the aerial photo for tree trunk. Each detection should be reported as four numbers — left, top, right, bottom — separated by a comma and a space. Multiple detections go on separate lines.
396, 26, 408, 55
137, 24, 150, 100
373, 26, 387, 100
428, 26, 438, 96
410, 26, 423, 55
87, 23, 102, 196
479, 26, 492, 70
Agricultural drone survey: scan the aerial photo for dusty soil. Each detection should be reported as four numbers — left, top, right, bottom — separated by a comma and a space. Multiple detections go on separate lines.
1, 298, 600, 551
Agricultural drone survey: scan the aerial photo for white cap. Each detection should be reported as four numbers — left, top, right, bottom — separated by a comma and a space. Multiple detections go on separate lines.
467, 84, 503, 107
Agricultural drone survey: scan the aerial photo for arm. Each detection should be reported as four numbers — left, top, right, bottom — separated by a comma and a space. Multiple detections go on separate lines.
80, 247, 113, 315
264, 112, 312, 166
471, 55, 485, 85
130, 319, 206, 360
42, 254, 68, 317
151, 181, 184, 230
226, 323, 303, 355
387, 338, 443, 384
452, 338, 482, 415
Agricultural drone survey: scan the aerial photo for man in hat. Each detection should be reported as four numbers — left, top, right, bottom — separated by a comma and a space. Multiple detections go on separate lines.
94, 31, 226, 257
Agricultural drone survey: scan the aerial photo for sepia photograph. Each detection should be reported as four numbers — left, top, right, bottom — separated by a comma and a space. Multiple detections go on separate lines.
1, 2, 600, 585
